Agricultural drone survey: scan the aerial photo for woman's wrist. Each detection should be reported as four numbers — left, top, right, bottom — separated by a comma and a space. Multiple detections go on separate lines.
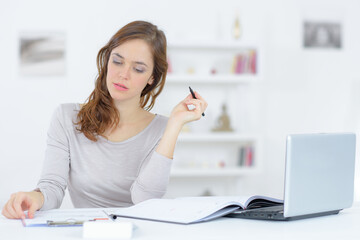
32, 189, 45, 209
166, 117, 183, 134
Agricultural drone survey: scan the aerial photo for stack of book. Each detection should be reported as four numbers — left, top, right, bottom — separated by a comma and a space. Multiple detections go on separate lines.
238, 145, 254, 167
232, 49, 257, 74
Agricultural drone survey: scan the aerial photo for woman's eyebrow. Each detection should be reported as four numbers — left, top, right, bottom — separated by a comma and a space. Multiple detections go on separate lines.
111, 53, 148, 67
134, 61, 148, 67
112, 53, 124, 59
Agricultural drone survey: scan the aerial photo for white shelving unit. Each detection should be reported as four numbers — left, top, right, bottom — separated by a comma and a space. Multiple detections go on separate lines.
170, 168, 258, 178
177, 132, 259, 142
166, 74, 259, 84
172, 132, 261, 177
167, 41, 258, 50
162, 40, 262, 197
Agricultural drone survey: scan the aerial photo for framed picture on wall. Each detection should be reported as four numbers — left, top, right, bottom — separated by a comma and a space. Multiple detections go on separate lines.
303, 22, 342, 49
19, 31, 66, 76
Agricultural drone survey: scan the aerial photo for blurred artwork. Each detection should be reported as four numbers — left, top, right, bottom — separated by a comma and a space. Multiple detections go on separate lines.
303, 22, 341, 49
19, 32, 66, 76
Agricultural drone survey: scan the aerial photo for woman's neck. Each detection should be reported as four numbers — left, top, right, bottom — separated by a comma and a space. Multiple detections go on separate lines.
113, 100, 150, 124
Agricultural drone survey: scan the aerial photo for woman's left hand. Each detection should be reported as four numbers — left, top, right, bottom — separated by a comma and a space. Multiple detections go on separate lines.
169, 91, 208, 127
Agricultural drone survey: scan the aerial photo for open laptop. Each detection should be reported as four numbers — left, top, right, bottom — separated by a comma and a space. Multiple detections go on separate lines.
227, 133, 356, 221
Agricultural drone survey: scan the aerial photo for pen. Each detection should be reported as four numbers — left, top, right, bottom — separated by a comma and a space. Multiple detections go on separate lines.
189, 86, 205, 117
46, 218, 109, 227
47, 219, 84, 227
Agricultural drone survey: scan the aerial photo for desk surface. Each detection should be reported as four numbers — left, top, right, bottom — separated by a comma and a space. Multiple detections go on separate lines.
1, 203, 360, 240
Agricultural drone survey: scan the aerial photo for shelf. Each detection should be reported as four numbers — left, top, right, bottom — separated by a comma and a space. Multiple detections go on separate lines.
166, 74, 258, 84
177, 133, 259, 143
170, 167, 257, 177
168, 41, 259, 50
163, 38, 262, 189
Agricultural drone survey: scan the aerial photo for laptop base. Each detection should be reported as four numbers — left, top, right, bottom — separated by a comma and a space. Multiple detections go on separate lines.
225, 206, 341, 221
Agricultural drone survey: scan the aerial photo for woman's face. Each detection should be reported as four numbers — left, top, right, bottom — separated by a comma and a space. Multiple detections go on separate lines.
106, 39, 154, 105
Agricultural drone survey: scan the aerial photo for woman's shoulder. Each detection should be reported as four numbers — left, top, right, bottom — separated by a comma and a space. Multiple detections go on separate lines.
155, 114, 168, 123
53, 103, 80, 125
57, 103, 80, 111
55, 103, 80, 115
152, 114, 169, 130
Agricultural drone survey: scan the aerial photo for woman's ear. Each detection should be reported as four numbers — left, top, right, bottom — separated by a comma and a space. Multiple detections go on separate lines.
148, 76, 154, 85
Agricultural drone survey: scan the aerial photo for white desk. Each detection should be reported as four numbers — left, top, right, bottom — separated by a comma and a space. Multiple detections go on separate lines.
1, 203, 360, 240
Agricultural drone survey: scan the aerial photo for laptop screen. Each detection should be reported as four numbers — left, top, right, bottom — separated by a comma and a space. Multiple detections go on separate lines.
283, 133, 356, 217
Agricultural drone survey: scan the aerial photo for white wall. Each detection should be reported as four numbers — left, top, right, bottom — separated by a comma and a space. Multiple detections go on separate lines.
1, 0, 359, 208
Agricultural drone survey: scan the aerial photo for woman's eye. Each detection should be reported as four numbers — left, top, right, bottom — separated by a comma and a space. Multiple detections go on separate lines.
134, 68, 144, 73
113, 60, 123, 65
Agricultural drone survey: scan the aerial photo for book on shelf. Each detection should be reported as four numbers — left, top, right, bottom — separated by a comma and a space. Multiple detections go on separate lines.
231, 49, 257, 74
238, 145, 254, 167
106, 195, 283, 225
167, 57, 173, 74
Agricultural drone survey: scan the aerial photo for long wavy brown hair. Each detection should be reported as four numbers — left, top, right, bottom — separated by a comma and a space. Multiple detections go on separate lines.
76, 21, 168, 141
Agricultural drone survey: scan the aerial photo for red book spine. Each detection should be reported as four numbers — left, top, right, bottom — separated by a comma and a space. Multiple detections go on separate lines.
250, 50, 257, 74
245, 146, 254, 166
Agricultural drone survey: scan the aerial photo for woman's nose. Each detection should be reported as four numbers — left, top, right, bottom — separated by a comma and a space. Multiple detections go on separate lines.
119, 65, 131, 80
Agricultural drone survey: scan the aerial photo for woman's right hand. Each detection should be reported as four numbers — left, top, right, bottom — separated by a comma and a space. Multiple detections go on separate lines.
1, 191, 44, 219
169, 92, 208, 127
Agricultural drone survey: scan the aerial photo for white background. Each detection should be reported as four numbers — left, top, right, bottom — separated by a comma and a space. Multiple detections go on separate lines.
0, 0, 360, 208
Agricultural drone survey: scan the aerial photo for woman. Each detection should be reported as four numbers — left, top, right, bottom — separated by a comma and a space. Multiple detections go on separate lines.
2, 20, 207, 219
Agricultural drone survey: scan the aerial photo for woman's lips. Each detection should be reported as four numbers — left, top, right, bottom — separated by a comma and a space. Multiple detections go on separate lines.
113, 83, 128, 91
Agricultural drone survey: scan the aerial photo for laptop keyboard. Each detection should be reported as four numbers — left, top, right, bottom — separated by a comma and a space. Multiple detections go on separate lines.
226, 205, 285, 220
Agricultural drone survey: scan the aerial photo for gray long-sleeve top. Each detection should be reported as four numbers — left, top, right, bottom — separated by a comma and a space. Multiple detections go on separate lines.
36, 103, 172, 210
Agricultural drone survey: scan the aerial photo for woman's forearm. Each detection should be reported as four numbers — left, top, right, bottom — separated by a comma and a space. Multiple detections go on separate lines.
155, 118, 183, 159
156, 92, 207, 159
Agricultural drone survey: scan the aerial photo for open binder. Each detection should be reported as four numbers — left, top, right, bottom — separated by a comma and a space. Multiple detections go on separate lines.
107, 195, 283, 224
